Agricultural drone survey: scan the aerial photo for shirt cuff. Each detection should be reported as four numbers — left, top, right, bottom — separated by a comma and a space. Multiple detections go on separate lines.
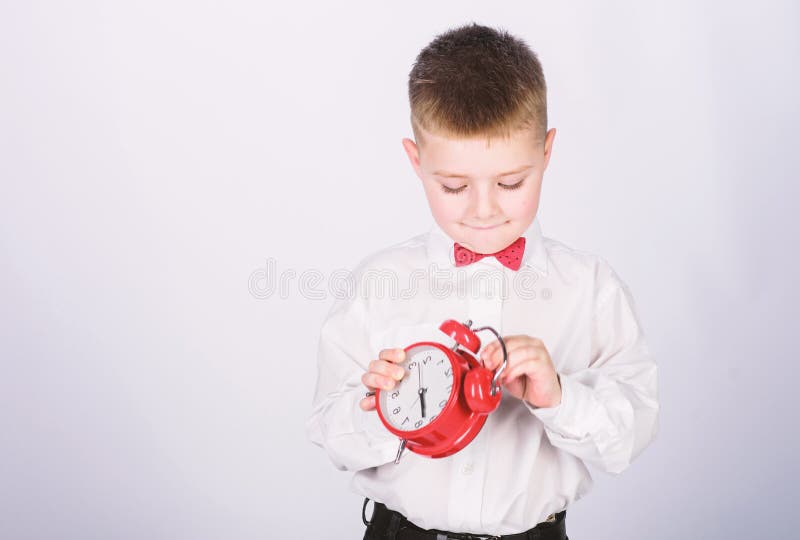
524, 372, 601, 441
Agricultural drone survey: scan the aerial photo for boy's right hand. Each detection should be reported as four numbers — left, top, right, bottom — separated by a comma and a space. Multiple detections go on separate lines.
359, 348, 407, 411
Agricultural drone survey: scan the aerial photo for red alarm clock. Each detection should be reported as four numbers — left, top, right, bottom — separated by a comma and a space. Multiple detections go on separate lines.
375, 319, 508, 464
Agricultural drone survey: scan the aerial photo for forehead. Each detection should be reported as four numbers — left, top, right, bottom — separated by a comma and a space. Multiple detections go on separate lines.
419, 127, 542, 178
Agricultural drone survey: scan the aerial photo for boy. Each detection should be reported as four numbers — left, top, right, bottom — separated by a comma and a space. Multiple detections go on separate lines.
306, 22, 659, 540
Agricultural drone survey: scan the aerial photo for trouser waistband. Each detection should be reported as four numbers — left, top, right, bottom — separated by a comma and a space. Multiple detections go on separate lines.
363, 498, 567, 540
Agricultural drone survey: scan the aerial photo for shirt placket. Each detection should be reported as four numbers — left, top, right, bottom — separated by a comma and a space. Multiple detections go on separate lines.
447, 262, 505, 531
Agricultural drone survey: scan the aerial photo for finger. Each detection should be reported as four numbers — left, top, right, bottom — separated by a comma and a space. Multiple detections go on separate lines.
500, 358, 541, 384
495, 346, 543, 381
498, 367, 527, 396
362, 370, 398, 391
479, 340, 502, 368
359, 394, 377, 411
379, 347, 407, 364
480, 335, 527, 365
482, 337, 541, 369
369, 359, 406, 381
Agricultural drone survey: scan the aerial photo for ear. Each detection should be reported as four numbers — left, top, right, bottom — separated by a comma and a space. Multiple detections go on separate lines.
542, 128, 557, 171
401, 138, 424, 180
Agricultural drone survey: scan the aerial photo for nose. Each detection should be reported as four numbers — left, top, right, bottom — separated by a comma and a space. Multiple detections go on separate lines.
468, 182, 501, 222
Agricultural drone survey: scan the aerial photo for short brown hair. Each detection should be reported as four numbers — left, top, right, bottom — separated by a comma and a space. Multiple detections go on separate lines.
408, 22, 547, 146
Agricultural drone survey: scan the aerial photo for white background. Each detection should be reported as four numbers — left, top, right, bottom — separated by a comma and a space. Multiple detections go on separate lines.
1, 1, 797, 539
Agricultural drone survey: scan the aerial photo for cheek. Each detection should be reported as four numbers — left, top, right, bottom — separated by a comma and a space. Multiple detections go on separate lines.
424, 186, 465, 220
507, 182, 542, 218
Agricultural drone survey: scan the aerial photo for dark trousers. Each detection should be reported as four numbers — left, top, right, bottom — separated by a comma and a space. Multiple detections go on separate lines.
362, 499, 568, 540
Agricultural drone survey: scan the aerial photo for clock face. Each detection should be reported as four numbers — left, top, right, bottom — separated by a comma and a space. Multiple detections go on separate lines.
378, 344, 455, 432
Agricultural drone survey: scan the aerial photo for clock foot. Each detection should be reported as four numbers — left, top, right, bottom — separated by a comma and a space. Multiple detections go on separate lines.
394, 439, 407, 464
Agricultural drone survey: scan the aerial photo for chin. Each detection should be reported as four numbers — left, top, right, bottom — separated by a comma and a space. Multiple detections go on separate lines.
456, 222, 518, 253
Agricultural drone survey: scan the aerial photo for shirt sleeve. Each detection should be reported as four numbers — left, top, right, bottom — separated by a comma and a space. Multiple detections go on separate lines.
524, 264, 660, 475
304, 282, 400, 471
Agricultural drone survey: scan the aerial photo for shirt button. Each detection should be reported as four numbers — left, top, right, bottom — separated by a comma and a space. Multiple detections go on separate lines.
461, 462, 474, 475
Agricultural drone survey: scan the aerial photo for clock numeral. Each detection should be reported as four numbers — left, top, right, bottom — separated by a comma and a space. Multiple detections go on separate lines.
429, 414, 438, 422
445, 367, 452, 377
436, 359, 444, 366
402, 417, 410, 425
393, 407, 401, 415
414, 419, 423, 429
391, 391, 399, 399
409, 361, 417, 369
446, 384, 453, 392
423, 355, 431, 365
439, 399, 447, 409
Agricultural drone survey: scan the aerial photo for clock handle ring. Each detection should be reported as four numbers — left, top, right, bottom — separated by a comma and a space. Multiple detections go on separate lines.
471, 325, 507, 396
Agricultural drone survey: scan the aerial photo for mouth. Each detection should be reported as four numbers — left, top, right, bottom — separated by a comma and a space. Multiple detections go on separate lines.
466, 221, 508, 231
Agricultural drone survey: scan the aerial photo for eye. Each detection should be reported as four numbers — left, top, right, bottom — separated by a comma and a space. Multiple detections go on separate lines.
498, 178, 525, 191
440, 184, 467, 195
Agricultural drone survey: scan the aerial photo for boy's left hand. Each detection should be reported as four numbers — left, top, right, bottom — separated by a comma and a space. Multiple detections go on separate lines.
480, 335, 562, 409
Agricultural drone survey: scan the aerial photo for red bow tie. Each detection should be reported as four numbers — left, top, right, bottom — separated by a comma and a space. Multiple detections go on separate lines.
453, 237, 526, 271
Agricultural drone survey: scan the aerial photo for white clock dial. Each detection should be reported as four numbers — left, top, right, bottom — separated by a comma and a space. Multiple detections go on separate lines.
379, 344, 455, 432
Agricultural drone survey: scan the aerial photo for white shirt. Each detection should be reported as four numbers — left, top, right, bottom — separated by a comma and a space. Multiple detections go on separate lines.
305, 216, 659, 535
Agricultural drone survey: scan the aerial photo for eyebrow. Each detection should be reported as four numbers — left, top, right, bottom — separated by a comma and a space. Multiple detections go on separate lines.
432, 165, 533, 179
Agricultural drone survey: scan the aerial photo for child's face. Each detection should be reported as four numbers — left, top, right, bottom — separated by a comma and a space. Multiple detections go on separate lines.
402, 125, 556, 255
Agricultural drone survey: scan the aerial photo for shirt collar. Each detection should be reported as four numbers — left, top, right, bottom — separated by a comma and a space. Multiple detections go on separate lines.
425, 216, 549, 276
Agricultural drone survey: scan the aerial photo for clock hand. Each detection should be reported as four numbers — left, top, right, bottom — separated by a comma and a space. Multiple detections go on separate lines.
417, 364, 427, 418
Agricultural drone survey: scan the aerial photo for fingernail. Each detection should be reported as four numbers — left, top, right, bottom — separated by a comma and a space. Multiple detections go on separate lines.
394, 369, 404, 380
